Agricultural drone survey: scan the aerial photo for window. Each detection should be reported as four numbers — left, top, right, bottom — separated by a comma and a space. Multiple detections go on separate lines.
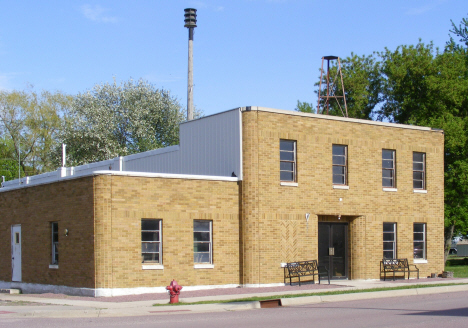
51, 222, 58, 265
383, 223, 396, 259
194, 220, 212, 263
280, 140, 296, 182
382, 149, 396, 188
141, 219, 162, 263
413, 152, 426, 190
333, 145, 347, 185
414, 223, 426, 260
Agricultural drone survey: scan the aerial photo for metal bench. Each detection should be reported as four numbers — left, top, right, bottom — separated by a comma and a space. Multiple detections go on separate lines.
380, 258, 419, 281
284, 260, 330, 286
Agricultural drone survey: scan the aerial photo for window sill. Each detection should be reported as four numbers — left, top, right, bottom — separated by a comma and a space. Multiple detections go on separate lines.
383, 188, 397, 192
413, 259, 428, 264
333, 185, 349, 190
194, 264, 214, 269
142, 264, 164, 270
49, 264, 59, 269
280, 182, 298, 187
414, 189, 427, 194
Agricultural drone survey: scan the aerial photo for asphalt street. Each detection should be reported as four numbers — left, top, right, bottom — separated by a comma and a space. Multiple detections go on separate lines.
1, 291, 467, 328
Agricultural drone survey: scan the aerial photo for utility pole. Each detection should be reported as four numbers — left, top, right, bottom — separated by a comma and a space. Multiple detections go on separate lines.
184, 8, 197, 121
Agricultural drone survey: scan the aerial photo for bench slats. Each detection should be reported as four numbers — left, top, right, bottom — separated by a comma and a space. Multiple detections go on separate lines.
380, 258, 419, 281
284, 260, 330, 286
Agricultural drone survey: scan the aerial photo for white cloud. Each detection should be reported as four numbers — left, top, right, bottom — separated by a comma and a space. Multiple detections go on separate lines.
80, 4, 118, 23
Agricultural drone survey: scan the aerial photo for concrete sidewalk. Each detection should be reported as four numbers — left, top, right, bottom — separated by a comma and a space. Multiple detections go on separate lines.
1, 278, 468, 318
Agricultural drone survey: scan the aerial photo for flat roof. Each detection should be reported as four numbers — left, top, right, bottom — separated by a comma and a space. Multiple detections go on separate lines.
241, 106, 439, 132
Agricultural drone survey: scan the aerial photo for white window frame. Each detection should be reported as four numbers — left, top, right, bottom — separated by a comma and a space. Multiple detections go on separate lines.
280, 140, 297, 182
413, 223, 426, 260
141, 219, 162, 264
51, 222, 58, 265
383, 222, 397, 259
382, 149, 396, 188
332, 144, 348, 185
194, 220, 212, 264
413, 152, 426, 190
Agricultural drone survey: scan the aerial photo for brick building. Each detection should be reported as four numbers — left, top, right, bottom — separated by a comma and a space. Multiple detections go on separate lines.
0, 107, 444, 296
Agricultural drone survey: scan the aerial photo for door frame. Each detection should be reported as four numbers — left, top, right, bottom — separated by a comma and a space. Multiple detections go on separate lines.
11, 224, 22, 282
318, 222, 349, 279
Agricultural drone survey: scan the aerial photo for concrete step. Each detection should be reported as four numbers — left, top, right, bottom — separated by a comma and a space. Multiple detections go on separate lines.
0, 288, 21, 294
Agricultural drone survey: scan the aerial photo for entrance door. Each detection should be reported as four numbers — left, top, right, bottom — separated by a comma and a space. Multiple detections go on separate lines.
11, 225, 21, 282
318, 222, 348, 279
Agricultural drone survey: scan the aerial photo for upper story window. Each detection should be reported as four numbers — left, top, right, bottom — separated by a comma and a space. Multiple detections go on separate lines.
413, 152, 426, 190
141, 219, 162, 264
51, 222, 58, 265
382, 149, 396, 188
332, 145, 347, 185
280, 140, 296, 182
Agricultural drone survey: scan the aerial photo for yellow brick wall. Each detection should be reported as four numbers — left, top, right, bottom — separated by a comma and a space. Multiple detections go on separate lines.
93, 175, 240, 289
0, 178, 95, 288
241, 110, 444, 283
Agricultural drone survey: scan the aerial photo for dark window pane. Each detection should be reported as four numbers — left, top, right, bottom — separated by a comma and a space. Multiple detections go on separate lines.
280, 140, 295, 151
280, 151, 294, 161
383, 242, 394, 250
194, 232, 210, 242
382, 150, 394, 160
413, 249, 424, 259
194, 253, 211, 263
413, 163, 424, 171
383, 223, 395, 232
142, 219, 160, 231
382, 178, 393, 187
194, 221, 210, 231
413, 180, 423, 189
142, 242, 159, 252
142, 231, 159, 241
280, 171, 294, 181
414, 224, 424, 233
332, 145, 346, 156
194, 243, 210, 252
413, 172, 423, 180
383, 251, 394, 259
382, 160, 394, 169
142, 253, 160, 262
413, 152, 424, 162
333, 175, 345, 184
280, 162, 294, 171
382, 170, 394, 178
383, 233, 395, 241
333, 156, 346, 165
333, 166, 345, 175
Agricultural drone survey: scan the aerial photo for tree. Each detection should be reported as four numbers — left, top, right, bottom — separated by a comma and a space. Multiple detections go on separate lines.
295, 100, 315, 113
0, 89, 70, 178
56, 79, 189, 166
377, 39, 468, 262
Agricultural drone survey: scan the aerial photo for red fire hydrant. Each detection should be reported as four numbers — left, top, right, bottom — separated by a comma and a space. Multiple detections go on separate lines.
166, 279, 183, 304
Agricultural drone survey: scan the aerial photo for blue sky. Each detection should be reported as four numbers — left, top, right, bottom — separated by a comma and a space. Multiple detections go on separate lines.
0, 0, 466, 116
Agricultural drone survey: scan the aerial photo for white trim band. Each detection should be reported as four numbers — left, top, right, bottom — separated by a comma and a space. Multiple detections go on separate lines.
413, 259, 428, 264
383, 188, 398, 192
414, 189, 428, 194
333, 185, 349, 190
280, 182, 298, 187
194, 264, 215, 269
142, 265, 164, 270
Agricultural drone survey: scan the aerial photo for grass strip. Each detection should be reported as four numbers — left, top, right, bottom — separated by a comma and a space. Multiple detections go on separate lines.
153, 282, 468, 306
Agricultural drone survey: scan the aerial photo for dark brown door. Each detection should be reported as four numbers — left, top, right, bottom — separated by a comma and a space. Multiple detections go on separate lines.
318, 222, 348, 279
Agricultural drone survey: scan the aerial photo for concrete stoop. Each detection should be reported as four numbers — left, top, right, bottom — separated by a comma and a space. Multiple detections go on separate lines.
0, 288, 21, 294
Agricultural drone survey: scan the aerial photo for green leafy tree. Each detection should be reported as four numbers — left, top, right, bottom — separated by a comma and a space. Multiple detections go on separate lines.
56, 79, 190, 166
295, 100, 315, 113
0, 89, 70, 178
